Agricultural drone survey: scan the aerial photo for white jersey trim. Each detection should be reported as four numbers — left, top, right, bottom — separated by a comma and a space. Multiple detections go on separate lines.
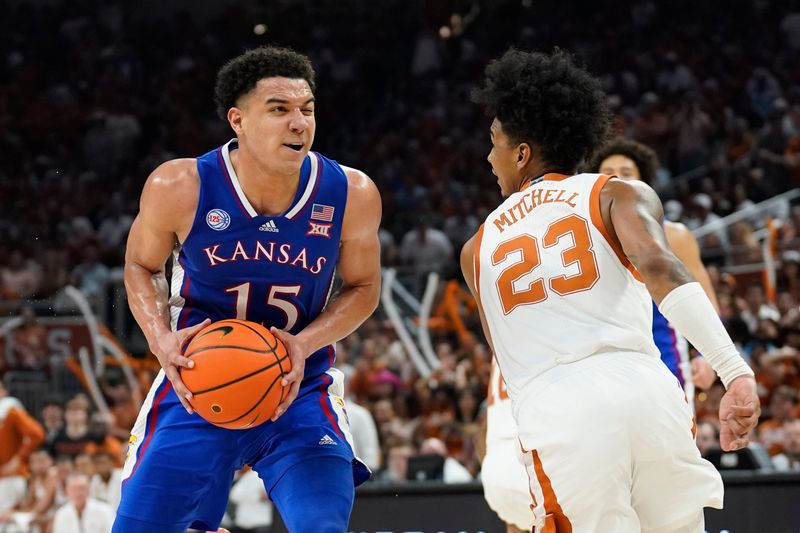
284, 151, 319, 220
168, 248, 186, 331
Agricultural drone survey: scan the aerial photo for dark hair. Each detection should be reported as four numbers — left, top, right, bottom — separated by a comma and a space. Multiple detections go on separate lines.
588, 137, 660, 184
472, 48, 610, 171
214, 46, 316, 120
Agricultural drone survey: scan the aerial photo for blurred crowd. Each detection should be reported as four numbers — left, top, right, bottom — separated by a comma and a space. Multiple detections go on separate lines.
2, 0, 800, 530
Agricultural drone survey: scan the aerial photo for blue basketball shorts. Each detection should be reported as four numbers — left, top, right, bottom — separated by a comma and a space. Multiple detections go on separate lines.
113, 367, 370, 531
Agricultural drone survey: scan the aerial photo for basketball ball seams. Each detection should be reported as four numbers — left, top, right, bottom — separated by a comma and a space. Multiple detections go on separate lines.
188, 353, 290, 395
215, 372, 284, 426
231, 319, 279, 350
184, 344, 277, 358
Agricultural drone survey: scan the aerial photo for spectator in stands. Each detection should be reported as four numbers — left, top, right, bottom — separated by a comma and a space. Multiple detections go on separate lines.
53, 455, 73, 509
10, 306, 49, 373
740, 283, 782, 333
773, 419, 800, 470
3, 448, 58, 529
74, 452, 95, 479
399, 217, 454, 282
69, 243, 110, 302
759, 385, 798, 456
696, 421, 721, 458
89, 451, 121, 511
1, 249, 42, 300
343, 386, 381, 472
0, 379, 45, 515
40, 395, 64, 446
686, 193, 729, 250
228, 468, 273, 533
48, 395, 95, 459
52, 472, 114, 533
417, 437, 472, 483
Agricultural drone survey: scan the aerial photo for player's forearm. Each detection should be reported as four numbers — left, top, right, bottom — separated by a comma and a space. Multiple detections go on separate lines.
297, 280, 380, 355
628, 248, 695, 305
124, 262, 173, 347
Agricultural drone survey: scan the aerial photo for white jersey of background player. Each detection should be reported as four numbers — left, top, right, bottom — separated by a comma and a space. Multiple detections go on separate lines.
464, 49, 759, 533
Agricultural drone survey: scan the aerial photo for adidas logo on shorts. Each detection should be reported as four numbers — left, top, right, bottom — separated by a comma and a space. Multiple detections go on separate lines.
318, 434, 337, 446
259, 220, 279, 232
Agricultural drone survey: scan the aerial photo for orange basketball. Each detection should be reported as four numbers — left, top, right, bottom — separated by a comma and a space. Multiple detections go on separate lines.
180, 319, 291, 430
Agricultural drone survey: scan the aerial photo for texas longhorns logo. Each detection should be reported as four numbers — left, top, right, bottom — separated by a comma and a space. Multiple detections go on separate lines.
307, 221, 332, 238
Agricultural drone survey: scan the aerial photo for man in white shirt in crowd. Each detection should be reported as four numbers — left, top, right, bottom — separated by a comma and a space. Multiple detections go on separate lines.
53, 472, 114, 533
228, 468, 272, 533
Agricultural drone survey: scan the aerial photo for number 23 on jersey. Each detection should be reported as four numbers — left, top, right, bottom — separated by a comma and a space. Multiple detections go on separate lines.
491, 214, 599, 314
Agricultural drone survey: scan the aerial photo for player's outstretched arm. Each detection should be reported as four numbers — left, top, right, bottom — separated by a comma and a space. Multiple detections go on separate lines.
603, 179, 759, 450
270, 167, 381, 420
124, 160, 209, 414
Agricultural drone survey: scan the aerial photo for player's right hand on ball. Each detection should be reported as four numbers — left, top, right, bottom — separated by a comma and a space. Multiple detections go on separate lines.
151, 318, 211, 414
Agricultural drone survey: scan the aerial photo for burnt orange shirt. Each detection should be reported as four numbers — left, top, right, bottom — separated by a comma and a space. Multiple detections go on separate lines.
0, 407, 45, 477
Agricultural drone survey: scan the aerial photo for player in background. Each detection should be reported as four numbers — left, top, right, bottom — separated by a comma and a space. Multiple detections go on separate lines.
116, 46, 381, 533
480, 359, 531, 533
590, 137, 717, 394
462, 49, 758, 532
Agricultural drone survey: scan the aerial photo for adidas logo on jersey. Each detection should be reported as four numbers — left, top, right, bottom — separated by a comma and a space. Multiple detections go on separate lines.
318, 434, 337, 446
259, 220, 279, 232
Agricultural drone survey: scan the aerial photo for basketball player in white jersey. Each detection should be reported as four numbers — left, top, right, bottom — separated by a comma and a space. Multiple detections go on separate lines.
463, 49, 759, 533
482, 139, 723, 532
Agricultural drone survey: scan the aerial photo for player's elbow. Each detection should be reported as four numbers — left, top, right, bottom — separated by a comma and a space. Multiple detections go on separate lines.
633, 250, 695, 297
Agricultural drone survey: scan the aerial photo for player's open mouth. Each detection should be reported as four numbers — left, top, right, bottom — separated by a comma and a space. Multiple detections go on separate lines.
283, 143, 304, 151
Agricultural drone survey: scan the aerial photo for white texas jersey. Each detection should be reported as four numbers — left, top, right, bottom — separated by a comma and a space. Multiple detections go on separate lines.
486, 358, 516, 443
474, 173, 659, 408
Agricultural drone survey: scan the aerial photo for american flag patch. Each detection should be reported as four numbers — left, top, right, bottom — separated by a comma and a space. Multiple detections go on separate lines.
311, 203, 335, 222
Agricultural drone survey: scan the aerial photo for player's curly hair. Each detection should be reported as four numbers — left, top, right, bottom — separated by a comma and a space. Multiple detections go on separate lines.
588, 137, 660, 184
472, 48, 610, 171
214, 46, 316, 120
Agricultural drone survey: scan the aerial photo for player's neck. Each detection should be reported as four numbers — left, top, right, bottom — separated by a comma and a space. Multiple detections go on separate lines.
230, 147, 300, 217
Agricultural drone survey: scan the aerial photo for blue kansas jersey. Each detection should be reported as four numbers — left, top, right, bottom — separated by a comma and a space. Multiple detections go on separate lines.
651, 301, 688, 387
169, 139, 346, 379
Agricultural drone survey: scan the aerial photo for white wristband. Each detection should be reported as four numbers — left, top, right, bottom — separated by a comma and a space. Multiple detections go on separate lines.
658, 282, 753, 389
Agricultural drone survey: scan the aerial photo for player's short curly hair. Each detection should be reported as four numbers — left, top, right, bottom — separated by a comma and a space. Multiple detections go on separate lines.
588, 137, 660, 184
472, 48, 610, 171
214, 46, 316, 120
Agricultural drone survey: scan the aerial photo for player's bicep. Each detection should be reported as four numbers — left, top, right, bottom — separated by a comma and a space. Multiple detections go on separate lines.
460, 236, 477, 296
124, 214, 175, 274
607, 180, 672, 269
125, 163, 194, 274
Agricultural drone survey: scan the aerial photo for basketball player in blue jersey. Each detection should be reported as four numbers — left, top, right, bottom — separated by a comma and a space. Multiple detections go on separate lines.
115, 46, 381, 533
590, 138, 718, 393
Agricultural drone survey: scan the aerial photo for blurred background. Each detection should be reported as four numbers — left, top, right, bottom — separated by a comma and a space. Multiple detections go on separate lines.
1, 0, 799, 531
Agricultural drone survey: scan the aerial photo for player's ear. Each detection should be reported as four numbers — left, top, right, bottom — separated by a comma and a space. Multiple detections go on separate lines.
227, 107, 244, 135
516, 143, 532, 169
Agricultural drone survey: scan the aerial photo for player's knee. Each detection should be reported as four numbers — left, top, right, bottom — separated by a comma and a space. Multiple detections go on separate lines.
271, 457, 355, 533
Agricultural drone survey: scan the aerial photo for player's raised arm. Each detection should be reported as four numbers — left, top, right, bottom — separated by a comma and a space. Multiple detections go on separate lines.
124, 159, 210, 414
269, 166, 381, 419
602, 178, 759, 450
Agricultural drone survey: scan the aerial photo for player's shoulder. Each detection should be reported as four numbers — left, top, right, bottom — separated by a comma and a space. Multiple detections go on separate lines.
338, 164, 380, 204
600, 175, 660, 207
146, 158, 199, 192
140, 158, 199, 215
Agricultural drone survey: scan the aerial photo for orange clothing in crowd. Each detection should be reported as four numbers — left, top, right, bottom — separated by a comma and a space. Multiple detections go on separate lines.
0, 406, 45, 477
